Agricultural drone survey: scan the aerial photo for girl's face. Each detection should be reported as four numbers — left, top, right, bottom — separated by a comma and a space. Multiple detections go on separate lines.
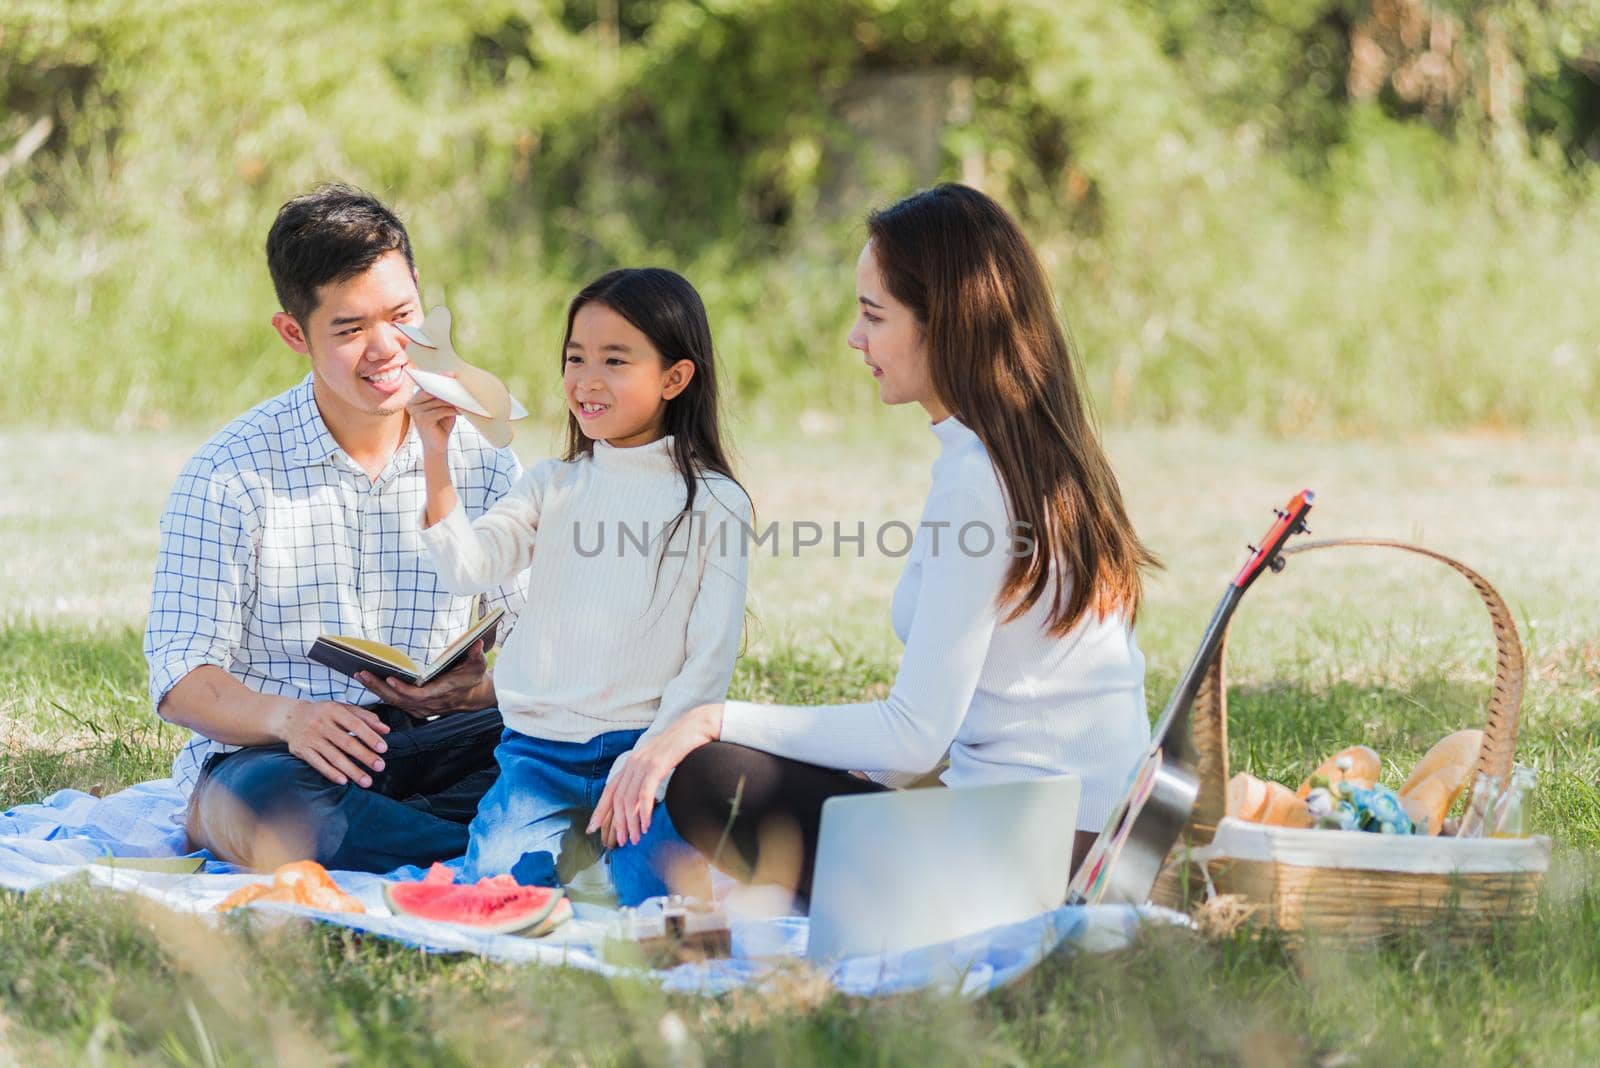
847, 242, 947, 420
564, 302, 694, 448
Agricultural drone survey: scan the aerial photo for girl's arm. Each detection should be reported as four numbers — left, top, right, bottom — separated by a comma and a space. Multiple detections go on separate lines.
593, 486, 753, 845
419, 464, 548, 593
626, 490, 752, 748
410, 388, 548, 593
411, 389, 462, 527
420, 432, 461, 528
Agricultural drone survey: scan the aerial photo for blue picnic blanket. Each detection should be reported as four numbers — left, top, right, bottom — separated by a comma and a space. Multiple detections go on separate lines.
1, 781, 1187, 997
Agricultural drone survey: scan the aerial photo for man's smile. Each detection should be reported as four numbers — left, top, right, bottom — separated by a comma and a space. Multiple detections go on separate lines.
362, 362, 410, 394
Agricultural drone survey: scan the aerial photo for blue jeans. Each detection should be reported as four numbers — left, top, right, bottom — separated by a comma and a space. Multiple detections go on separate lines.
460, 728, 705, 907
186, 706, 502, 873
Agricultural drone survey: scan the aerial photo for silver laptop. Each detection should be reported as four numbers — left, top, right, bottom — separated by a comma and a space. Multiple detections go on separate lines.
805, 774, 1081, 962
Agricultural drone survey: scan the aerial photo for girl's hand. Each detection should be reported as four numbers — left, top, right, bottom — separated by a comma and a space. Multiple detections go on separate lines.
590, 702, 724, 848
406, 377, 460, 455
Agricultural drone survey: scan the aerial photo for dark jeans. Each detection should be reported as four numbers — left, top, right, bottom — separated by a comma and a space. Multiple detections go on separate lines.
664, 741, 889, 901
186, 705, 502, 873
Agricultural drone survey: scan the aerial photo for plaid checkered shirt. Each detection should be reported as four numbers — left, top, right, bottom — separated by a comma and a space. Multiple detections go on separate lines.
144, 375, 527, 795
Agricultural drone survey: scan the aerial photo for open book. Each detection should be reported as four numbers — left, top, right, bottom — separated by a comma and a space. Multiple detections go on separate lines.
307, 608, 503, 687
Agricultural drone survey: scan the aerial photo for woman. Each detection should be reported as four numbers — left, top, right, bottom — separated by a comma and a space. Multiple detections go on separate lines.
590, 183, 1158, 898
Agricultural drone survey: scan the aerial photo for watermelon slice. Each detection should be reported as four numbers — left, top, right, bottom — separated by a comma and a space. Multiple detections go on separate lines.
526, 896, 573, 937
384, 864, 566, 936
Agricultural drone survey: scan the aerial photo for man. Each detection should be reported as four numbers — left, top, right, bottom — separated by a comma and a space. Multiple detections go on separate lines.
144, 184, 524, 872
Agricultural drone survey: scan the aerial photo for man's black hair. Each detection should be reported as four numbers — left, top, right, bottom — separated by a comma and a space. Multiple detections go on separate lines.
265, 184, 415, 324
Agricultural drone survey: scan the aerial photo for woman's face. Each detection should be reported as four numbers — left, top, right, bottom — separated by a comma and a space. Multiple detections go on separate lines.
848, 242, 946, 419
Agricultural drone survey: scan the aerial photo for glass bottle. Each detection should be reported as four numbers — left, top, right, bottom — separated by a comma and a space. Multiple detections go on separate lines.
1490, 766, 1536, 839
1457, 772, 1501, 839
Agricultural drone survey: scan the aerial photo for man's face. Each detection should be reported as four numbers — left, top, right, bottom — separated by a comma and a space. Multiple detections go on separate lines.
271, 249, 422, 424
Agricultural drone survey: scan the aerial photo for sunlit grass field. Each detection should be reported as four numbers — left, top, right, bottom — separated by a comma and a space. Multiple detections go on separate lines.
2, 418, 1598, 1064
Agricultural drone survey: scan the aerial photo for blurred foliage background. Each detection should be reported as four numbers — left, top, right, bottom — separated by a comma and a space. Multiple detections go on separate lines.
2, 0, 1598, 434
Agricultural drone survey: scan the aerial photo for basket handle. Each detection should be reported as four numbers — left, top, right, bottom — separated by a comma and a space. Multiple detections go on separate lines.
1186, 537, 1525, 843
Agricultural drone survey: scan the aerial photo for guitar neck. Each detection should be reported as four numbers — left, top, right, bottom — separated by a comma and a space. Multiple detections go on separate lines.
1150, 583, 1243, 764
1151, 489, 1311, 763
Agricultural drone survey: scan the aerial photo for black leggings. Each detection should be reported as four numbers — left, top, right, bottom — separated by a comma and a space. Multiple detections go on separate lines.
664, 742, 888, 900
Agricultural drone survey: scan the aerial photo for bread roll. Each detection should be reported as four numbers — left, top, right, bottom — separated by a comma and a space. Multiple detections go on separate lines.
1228, 772, 1312, 828
1399, 729, 1483, 799
1227, 772, 1271, 822
1261, 781, 1315, 828
1297, 745, 1381, 799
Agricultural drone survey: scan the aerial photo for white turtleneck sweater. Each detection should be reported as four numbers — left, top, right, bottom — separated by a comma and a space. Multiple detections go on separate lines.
719, 417, 1150, 831
420, 436, 751, 775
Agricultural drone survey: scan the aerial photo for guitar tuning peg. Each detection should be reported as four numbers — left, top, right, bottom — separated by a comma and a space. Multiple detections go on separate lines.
1274, 508, 1288, 519
1269, 554, 1288, 573
1294, 520, 1310, 535
1247, 543, 1260, 556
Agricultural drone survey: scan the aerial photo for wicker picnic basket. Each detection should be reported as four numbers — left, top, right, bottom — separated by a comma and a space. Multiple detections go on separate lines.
1152, 538, 1552, 938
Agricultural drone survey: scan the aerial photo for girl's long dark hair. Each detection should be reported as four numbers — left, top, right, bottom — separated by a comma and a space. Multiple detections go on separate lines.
561, 268, 746, 542
867, 184, 1158, 634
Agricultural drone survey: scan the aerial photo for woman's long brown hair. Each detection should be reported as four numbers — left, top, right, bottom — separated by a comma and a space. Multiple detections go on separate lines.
867, 183, 1158, 634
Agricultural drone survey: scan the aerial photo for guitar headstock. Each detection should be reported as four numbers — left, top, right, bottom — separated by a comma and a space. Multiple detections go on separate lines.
1232, 489, 1314, 594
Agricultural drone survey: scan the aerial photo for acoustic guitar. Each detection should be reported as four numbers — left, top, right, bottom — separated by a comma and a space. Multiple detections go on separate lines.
1066, 489, 1315, 906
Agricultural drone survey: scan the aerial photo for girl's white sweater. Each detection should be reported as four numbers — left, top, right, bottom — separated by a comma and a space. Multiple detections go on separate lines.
422, 436, 751, 770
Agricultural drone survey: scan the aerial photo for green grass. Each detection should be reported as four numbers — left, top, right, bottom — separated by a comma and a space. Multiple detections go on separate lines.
0, 624, 175, 809
3, 422, 1600, 1064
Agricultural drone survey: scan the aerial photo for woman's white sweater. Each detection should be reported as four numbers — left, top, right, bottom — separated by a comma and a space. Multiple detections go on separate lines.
719, 417, 1149, 831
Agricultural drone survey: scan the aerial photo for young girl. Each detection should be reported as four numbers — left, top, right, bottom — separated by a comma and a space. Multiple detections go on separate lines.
406, 268, 752, 905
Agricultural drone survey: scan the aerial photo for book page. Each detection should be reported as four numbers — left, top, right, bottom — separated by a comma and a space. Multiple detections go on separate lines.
424, 608, 503, 679
322, 635, 419, 674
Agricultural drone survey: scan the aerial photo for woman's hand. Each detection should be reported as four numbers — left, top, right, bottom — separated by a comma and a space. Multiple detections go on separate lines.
406, 377, 459, 456
589, 702, 724, 848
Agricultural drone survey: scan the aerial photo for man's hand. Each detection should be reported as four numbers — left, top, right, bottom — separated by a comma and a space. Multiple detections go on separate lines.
356, 640, 494, 721
271, 698, 391, 787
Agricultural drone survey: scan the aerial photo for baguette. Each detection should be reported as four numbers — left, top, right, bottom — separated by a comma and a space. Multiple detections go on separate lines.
1400, 768, 1462, 835
1399, 729, 1483, 799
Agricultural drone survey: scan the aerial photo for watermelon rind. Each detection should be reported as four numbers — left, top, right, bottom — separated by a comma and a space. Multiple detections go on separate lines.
521, 895, 573, 938
384, 878, 563, 935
